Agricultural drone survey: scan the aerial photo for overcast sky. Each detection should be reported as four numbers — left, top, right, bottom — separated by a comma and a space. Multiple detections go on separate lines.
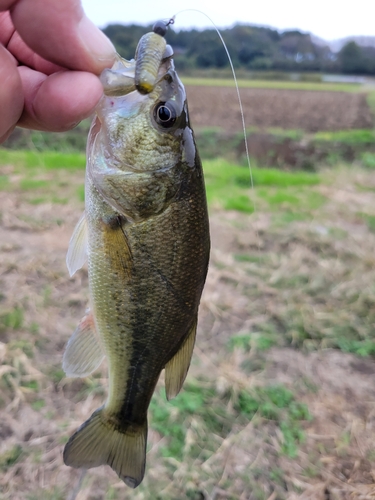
81, 0, 375, 41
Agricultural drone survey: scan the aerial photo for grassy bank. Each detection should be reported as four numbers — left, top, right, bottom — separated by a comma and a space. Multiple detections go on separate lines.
182, 77, 364, 93
3, 125, 375, 172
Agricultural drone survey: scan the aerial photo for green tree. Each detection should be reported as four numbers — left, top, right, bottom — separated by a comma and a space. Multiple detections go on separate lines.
188, 30, 232, 68
103, 24, 149, 59
339, 41, 366, 74
100, 22, 338, 74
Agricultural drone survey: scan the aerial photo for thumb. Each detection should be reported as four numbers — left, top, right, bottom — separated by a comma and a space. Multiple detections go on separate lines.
0, 44, 23, 141
10, 0, 116, 74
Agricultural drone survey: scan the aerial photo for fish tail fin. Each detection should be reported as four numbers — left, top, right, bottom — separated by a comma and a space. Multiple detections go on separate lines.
63, 408, 147, 488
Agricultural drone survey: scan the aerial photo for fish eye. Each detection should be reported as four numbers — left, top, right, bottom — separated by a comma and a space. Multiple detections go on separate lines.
154, 102, 177, 128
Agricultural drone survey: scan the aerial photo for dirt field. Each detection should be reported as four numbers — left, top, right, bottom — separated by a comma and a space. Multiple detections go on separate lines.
186, 86, 374, 132
1, 160, 375, 499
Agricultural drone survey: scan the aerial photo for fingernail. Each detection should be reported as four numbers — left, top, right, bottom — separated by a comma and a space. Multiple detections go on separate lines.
78, 16, 116, 71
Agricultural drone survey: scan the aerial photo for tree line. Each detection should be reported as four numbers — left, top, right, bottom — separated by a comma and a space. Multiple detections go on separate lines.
102, 23, 375, 75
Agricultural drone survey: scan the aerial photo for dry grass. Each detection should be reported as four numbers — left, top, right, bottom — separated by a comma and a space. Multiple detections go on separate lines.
1, 159, 375, 499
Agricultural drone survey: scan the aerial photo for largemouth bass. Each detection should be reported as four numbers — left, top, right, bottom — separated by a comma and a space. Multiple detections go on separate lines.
62, 23, 210, 488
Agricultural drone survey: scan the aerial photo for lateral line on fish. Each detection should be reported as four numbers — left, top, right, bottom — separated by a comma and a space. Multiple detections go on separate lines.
171, 10, 255, 210
143, 251, 191, 312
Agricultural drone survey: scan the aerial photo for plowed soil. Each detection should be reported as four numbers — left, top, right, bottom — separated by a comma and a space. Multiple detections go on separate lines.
186, 86, 374, 132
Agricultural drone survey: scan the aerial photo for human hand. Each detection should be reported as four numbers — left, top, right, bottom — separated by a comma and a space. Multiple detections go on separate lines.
0, 0, 116, 142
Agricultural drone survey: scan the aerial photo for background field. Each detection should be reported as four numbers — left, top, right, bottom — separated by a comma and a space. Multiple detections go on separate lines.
186, 85, 374, 132
1, 79, 375, 500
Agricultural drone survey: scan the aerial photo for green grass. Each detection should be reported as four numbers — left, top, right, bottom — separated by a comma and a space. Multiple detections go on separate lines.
0, 151, 323, 214
0, 445, 23, 471
203, 159, 321, 213
195, 127, 375, 168
0, 149, 86, 204
273, 211, 311, 224
235, 385, 311, 458
251, 167, 320, 187
21, 380, 39, 391
203, 159, 320, 186
150, 379, 310, 463
260, 191, 300, 205
0, 174, 9, 190
358, 212, 375, 232
201, 159, 253, 211
183, 77, 363, 93
0, 149, 85, 170
265, 127, 305, 141
259, 189, 326, 214
28, 197, 47, 205
234, 254, 268, 263
336, 338, 375, 357
0, 306, 24, 331
314, 129, 375, 145
225, 194, 254, 212
76, 184, 85, 202
361, 152, 375, 169
20, 179, 50, 191
8, 340, 34, 358
31, 399, 46, 411
26, 488, 65, 500
228, 332, 277, 351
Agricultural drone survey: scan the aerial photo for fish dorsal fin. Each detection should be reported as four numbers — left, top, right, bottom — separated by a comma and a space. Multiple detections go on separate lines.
66, 212, 88, 277
63, 310, 105, 378
165, 318, 197, 400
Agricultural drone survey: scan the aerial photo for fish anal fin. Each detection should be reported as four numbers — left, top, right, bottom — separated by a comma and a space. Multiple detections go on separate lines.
63, 310, 104, 378
165, 319, 197, 401
64, 409, 147, 488
66, 212, 88, 277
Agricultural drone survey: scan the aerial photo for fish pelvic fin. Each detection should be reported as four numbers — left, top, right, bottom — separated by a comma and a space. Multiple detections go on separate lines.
165, 318, 197, 400
66, 211, 88, 277
63, 310, 104, 378
64, 408, 147, 489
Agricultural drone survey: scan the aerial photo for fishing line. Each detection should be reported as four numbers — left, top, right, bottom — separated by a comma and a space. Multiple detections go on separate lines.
169, 9, 256, 213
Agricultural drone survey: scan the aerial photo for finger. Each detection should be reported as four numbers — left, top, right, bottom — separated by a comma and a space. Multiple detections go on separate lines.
0, 0, 17, 10
8, 29, 64, 74
0, 44, 23, 142
10, 0, 115, 74
0, 11, 14, 45
18, 67, 103, 131
1, 12, 73, 76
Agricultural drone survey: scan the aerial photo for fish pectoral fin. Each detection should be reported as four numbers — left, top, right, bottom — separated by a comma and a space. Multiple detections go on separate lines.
66, 211, 88, 277
63, 310, 104, 378
165, 318, 197, 400
104, 220, 132, 279
64, 409, 147, 489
